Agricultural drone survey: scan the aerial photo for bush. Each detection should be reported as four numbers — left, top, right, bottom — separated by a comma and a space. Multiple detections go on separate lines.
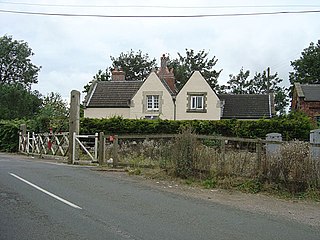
81, 112, 313, 141
171, 127, 198, 179
0, 120, 25, 152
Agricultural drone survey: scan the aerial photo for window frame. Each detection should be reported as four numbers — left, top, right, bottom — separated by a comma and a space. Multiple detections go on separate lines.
187, 92, 207, 113
146, 95, 159, 111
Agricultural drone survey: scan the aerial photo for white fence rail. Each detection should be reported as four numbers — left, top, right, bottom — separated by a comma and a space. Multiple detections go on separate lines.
19, 132, 99, 163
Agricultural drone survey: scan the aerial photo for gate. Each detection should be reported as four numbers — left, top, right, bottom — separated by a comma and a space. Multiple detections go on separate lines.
19, 131, 99, 163
72, 132, 98, 163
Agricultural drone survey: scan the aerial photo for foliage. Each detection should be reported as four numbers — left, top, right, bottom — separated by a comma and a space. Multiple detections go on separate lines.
0, 35, 41, 89
221, 67, 289, 115
83, 69, 110, 93
172, 127, 197, 178
289, 40, 320, 85
110, 49, 157, 81
168, 49, 222, 90
31, 92, 69, 133
0, 120, 26, 152
0, 83, 42, 120
81, 112, 313, 141
222, 67, 250, 94
83, 49, 157, 93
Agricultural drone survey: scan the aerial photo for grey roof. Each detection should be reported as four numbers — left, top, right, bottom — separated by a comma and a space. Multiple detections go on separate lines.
295, 83, 320, 101
85, 81, 143, 108
218, 94, 272, 119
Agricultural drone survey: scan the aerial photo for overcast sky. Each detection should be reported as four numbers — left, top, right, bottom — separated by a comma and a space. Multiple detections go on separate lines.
1, 0, 320, 101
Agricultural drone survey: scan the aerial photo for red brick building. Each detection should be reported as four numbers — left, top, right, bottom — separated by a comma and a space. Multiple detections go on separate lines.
291, 83, 320, 124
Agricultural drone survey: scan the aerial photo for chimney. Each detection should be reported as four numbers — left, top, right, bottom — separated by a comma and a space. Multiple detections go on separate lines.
111, 67, 125, 81
158, 54, 176, 93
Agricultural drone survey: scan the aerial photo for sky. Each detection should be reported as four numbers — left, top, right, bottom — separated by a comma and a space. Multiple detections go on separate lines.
1, 0, 320, 102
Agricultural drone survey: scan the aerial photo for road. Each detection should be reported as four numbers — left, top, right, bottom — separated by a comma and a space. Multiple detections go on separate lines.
0, 153, 319, 240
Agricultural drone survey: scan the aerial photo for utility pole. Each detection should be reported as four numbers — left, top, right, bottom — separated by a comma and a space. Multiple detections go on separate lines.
68, 90, 80, 164
267, 67, 270, 94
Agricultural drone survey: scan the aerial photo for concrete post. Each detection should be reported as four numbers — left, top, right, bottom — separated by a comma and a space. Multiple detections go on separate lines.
310, 129, 320, 161
98, 132, 105, 165
113, 135, 119, 168
266, 133, 282, 159
68, 90, 80, 164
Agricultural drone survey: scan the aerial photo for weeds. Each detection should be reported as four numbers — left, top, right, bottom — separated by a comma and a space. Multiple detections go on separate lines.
107, 131, 320, 200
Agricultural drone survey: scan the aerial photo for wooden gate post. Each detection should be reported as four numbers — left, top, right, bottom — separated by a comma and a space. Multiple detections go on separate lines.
113, 135, 119, 168
98, 132, 105, 165
68, 90, 80, 164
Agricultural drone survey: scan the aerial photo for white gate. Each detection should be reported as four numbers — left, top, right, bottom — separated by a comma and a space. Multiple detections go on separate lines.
72, 132, 98, 163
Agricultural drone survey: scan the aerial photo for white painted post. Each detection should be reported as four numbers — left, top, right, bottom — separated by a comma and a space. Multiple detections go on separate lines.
27, 132, 30, 154
94, 133, 98, 161
72, 132, 76, 164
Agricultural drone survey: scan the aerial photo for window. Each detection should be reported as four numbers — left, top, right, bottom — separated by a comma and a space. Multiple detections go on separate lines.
191, 96, 204, 110
147, 95, 159, 110
187, 92, 207, 113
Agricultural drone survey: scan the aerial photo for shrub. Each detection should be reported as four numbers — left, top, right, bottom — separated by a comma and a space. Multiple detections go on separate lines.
0, 120, 24, 152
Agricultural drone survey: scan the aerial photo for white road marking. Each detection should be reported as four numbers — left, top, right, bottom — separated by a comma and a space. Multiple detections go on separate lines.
9, 173, 82, 210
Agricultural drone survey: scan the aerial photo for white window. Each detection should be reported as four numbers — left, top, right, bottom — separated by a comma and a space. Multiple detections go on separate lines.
191, 95, 204, 110
147, 95, 159, 110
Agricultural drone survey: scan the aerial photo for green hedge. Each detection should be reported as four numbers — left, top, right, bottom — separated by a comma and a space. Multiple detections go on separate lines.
0, 112, 314, 153
80, 112, 314, 141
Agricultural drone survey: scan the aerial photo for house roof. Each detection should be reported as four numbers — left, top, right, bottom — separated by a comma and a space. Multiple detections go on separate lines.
218, 94, 272, 119
294, 83, 320, 101
85, 81, 143, 108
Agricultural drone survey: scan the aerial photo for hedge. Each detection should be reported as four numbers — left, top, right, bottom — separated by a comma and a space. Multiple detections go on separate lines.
0, 112, 314, 153
80, 112, 314, 141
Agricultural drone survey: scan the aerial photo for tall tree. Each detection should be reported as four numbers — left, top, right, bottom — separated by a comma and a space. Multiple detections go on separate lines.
289, 40, 320, 84
110, 49, 157, 81
223, 67, 250, 94
0, 35, 41, 89
0, 84, 42, 120
168, 49, 222, 90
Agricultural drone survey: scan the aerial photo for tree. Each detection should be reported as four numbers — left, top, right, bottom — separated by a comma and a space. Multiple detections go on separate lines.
222, 67, 250, 94
110, 49, 157, 81
84, 50, 156, 93
223, 68, 288, 115
33, 92, 69, 132
0, 35, 41, 89
168, 49, 222, 90
83, 69, 110, 93
289, 40, 320, 84
0, 84, 42, 120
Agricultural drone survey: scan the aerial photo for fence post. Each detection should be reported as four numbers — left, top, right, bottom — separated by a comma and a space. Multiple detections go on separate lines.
310, 129, 320, 161
27, 132, 30, 154
113, 135, 119, 168
72, 132, 76, 164
98, 132, 105, 165
256, 139, 262, 172
220, 139, 226, 174
94, 133, 99, 161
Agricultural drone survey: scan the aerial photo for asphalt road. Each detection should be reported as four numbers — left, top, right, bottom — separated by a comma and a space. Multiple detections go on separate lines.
0, 153, 319, 240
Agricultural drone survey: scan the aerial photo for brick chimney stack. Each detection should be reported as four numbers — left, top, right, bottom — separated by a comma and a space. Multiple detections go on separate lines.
111, 67, 126, 81
158, 54, 176, 93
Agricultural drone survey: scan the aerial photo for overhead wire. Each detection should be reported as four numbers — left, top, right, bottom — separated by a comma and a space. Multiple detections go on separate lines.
0, 1, 320, 9
0, 9, 320, 18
